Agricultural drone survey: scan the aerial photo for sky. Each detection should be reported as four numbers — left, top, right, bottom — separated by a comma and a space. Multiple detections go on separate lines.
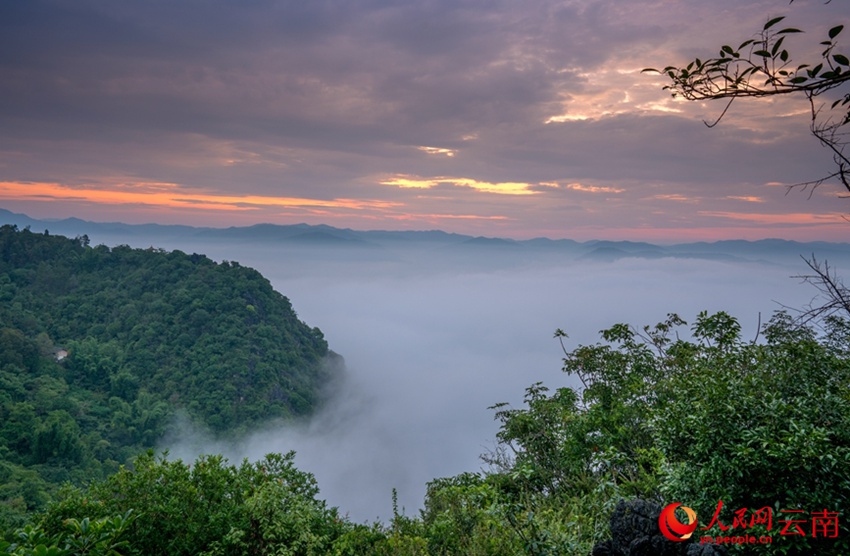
1, 0, 848, 241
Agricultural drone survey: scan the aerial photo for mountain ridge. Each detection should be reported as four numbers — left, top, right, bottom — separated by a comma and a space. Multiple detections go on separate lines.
2, 208, 849, 266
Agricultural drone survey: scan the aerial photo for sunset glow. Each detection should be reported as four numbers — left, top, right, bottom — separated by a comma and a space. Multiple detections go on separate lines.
0, 181, 401, 213
0, 1, 846, 241
697, 211, 847, 226
380, 176, 538, 196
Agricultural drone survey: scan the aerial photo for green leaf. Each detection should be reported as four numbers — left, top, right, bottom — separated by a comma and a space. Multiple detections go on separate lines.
789, 76, 808, 84
834, 54, 850, 66
722, 45, 734, 54
754, 50, 771, 57
829, 25, 844, 39
777, 28, 803, 35
763, 16, 785, 30
780, 50, 789, 62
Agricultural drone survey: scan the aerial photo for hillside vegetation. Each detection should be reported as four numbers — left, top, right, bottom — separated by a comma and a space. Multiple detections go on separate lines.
4, 310, 849, 555
2, 224, 849, 555
0, 225, 332, 527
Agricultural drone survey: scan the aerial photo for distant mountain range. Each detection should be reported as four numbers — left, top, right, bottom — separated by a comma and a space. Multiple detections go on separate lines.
2, 208, 849, 268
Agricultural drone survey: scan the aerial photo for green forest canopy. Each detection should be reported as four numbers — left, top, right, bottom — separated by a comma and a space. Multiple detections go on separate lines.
0, 225, 334, 526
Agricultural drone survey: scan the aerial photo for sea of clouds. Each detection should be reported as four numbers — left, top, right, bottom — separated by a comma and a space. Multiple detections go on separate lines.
152, 239, 823, 522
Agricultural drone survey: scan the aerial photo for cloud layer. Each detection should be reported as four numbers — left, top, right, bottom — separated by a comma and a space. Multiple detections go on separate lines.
153, 236, 825, 522
0, 0, 847, 239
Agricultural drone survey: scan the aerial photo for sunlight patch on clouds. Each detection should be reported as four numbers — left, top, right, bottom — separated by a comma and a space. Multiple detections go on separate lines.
640, 102, 683, 114
546, 113, 589, 122
380, 177, 438, 189
0, 181, 399, 213
380, 175, 538, 196
546, 67, 687, 123
416, 146, 457, 157
545, 61, 801, 127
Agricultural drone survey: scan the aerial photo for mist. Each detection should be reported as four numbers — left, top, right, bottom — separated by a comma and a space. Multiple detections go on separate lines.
147, 238, 826, 523
7, 214, 842, 523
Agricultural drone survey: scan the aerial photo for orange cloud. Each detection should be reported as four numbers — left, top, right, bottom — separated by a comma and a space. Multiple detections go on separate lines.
380, 175, 537, 195
0, 180, 400, 213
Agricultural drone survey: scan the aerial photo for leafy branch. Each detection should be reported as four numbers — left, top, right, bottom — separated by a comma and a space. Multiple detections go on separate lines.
644, 15, 850, 192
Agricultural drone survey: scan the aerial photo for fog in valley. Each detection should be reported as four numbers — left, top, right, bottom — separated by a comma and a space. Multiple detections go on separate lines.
203, 253, 817, 523
7, 212, 849, 523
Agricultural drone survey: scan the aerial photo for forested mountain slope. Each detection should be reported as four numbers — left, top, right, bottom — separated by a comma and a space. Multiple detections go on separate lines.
0, 225, 333, 526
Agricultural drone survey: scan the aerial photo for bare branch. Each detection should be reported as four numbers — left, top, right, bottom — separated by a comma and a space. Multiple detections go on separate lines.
791, 255, 850, 324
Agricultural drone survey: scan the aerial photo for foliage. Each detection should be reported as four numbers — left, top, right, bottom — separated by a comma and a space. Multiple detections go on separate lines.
0, 511, 133, 556
35, 452, 356, 556
644, 9, 850, 192
0, 225, 333, 527
655, 312, 850, 555
414, 311, 850, 555
4, 308, 847, 555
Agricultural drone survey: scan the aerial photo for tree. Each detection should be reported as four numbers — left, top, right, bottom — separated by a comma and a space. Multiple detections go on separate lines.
38, 451, 349, 556
476, 312, 850, 555
0, 512, 134, 556
644, 10, 850, 192
644, 7, 850, 321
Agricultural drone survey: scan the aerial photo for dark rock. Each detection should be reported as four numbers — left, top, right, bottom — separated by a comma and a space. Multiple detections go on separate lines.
685, 544, 728, 556
592, 499, 727, 556
591, 540, 613, 556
